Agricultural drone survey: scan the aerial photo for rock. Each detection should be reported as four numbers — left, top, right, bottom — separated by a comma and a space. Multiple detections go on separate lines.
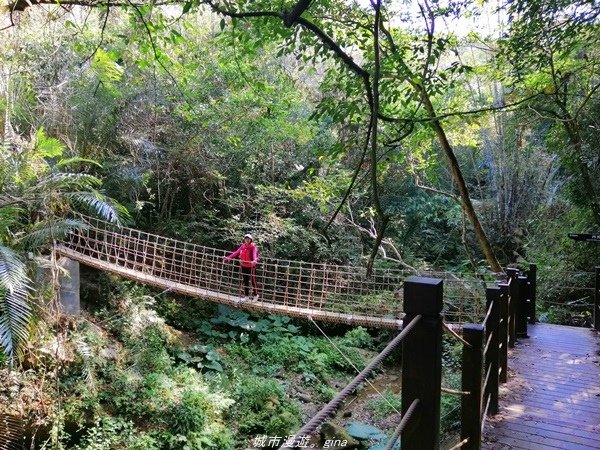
296, 392, 313, 403
320, 422, 360, 449
345, 422, 385, 441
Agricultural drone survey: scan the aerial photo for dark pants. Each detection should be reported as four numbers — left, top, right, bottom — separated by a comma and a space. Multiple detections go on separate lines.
241, 266, 258, 296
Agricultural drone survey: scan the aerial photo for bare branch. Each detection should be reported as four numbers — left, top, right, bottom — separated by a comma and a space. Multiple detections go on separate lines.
80, 0, 111, 67
414, 178, 460, 202
325, 123, 372, 230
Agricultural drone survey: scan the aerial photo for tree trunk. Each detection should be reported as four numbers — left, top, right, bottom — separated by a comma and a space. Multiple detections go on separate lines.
421, 95, 503, 272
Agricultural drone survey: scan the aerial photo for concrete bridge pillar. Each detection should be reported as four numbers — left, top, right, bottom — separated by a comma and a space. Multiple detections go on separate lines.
58, 257, 80, 316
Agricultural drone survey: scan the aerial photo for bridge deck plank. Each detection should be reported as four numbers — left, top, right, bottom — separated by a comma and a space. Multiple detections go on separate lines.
482, 323, 600, 450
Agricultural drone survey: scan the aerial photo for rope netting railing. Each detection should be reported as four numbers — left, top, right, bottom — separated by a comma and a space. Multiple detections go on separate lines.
56, 215, 408, 327
54, 215, 499, 328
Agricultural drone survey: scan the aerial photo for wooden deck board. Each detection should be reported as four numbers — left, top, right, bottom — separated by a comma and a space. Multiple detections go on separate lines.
482, 323, 600, 450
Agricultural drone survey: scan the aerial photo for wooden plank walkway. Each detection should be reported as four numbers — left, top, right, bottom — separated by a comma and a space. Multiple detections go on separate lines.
483, 323, 600, 449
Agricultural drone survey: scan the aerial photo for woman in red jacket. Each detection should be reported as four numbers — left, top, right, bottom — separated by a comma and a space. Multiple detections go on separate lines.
224, 233, 259, 300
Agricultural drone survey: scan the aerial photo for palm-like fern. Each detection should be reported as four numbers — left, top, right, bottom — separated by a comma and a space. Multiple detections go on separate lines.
0, 128, 128, 360
0, 245, 31, 359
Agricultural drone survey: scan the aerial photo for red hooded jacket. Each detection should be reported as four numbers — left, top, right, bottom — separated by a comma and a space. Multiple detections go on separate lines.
226, 243, 258, 268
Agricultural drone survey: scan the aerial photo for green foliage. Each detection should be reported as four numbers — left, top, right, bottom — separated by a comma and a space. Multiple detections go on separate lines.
201, 307, 365, 380
5, 4, 600, 448
340, 326, 374, 350
177, 345, 224, 373
91, 49, 124, 97
233, 376, 301, 435
177, 426, 235, 450
0, 245, 31, 359
440, 371, 461, 434
163, 389, 208, 435
442, 335, 463, 374
539, 305, 593, 327
134, 325, 173, 374
200, 307, 300, 344
440, 391, 461, 435
72, 417, 135, 450
0, 125, 127, 359
366, 390, 402, 419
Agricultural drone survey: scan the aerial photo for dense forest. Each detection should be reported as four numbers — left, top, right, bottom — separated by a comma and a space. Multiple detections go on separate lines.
1, 0, 599, 449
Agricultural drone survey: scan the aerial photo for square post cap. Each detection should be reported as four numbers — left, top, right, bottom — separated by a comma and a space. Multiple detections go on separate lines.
403, 276, 443, 315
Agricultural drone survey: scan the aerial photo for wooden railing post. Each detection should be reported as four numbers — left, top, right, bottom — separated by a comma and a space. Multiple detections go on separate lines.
595, 267, 600, 332
516, 275, 529, 338
506, 268, 519, 348
484, 286, 500, 415
528, 263, 537, 324
497, 282, 509, 384
461, 323, 484, 450
401, 276, 443, 450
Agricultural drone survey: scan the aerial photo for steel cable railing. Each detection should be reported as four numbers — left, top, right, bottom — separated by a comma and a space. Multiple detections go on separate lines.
280, 315, 423, 448
383, 398, 420, 450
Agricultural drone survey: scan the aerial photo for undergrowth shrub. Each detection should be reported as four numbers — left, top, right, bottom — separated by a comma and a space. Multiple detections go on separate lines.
163, 389, 209, 435
339, 326, 374, 349
233, 377, 301, 436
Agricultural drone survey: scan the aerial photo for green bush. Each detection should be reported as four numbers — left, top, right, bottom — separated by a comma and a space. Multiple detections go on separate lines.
126, 432, 161, 450
163, 389, 209, 435
102, 369, 146, 420
135, 326, 173, 374
340, 326, 374, 349
233, 377, 301, 436
540, 305, 572, 325
184, 426, 235, 450
72, 416, 134, 450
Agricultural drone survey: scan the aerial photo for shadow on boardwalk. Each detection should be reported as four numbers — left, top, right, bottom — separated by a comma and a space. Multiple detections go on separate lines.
483, 323, 600, 449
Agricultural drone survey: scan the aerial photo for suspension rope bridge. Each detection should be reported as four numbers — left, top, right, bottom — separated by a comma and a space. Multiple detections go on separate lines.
47, 217, 600, 449
54, 215, 489, 329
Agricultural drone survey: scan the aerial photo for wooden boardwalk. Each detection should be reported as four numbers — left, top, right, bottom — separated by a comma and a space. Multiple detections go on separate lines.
483, 323, 600, 449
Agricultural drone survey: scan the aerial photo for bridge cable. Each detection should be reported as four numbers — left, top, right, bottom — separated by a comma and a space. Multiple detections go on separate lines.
442, 321, 472, 348
281, 316, 421, 448
383, 398, 420, 450
308, 317, 401, 415
447, 437, 470, 450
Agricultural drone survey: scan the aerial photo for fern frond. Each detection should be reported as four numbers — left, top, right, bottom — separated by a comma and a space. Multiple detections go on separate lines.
75, 337, 96, 390
0, 195, 24, 209
33, 127, 64, 159
54, 157, 103, 170
0, 280, 31, 358
21, 219, 89, 249
0, 245, 32, 358
66, 191, 129, 226
29, 173, 102, 194
75, 338, 93, 358
0, 246, 29, 294
92, 49, 124, 83
0, 205, 24, 231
